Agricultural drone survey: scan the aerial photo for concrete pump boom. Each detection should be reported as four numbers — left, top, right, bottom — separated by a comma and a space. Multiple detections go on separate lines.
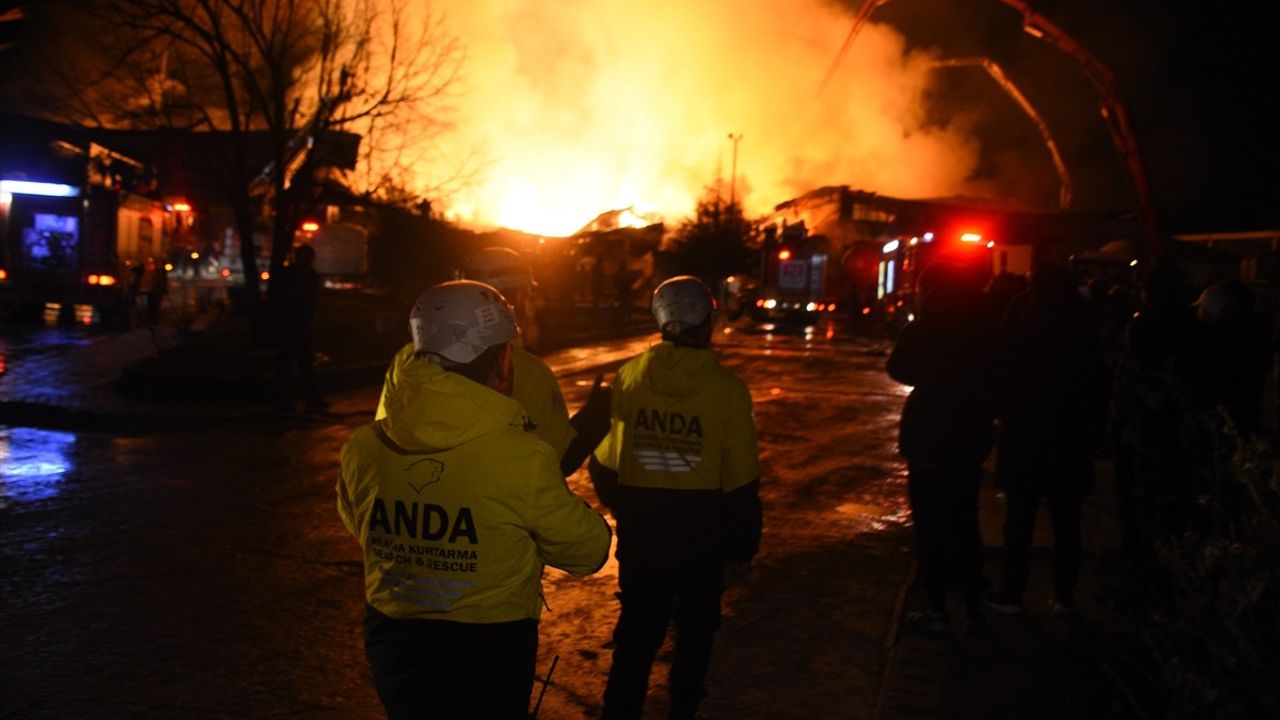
819, 0, 1161, 255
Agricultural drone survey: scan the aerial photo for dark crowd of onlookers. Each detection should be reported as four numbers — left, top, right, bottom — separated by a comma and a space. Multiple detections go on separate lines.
888, 253, 1276, 662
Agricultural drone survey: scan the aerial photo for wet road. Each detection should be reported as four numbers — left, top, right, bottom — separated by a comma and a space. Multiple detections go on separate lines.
0, 320, 912, 719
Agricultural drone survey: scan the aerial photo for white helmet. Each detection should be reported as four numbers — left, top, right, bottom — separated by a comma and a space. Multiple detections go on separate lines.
1193, 281, 1252, 324
652, 275, 716, 333
462, 247, 534, 296
409, 280, 519, 365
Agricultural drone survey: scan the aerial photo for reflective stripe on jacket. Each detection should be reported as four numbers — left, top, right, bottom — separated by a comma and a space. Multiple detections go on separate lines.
341, 357, 610, 623
594, 341, 760, 562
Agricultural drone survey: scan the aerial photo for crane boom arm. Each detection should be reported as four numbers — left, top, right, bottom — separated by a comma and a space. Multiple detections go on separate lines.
820, 0, 1160, 254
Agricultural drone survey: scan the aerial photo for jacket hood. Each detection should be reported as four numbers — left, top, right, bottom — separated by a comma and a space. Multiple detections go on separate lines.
637, 341, 719, 398
380, 354, 529, 452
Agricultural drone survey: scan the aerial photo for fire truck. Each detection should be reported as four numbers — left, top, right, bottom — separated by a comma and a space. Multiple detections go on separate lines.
747, 215, 1016, 330
876, 225, 1014, 330
745, 187, 1116, 330
1, 118, 175, 326
749, 221, 866, 322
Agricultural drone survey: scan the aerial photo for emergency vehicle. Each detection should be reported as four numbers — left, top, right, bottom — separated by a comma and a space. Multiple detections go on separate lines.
746, 185, 1131, 330
877, 225, 1009, 330
746, 217, 889, 323
1, 118, 176, 326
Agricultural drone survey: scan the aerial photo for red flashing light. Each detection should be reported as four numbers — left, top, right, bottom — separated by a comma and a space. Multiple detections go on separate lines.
960, 232, 982, 243
220, 268, 232, 278
301, 221, 320, 233
778, 249, 792, 260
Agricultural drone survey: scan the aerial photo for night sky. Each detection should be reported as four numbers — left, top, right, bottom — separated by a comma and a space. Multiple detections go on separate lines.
858, 0, 1280, 233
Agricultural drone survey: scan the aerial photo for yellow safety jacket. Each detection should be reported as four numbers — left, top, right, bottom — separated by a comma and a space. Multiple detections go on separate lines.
594, 341, 760, 563
340, 358, 611, 623
377, 342, 575, 458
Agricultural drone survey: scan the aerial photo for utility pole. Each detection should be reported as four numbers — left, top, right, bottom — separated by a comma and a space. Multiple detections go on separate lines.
727, 133, 743, 208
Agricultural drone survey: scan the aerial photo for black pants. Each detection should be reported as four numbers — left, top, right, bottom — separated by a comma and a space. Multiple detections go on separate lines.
1000, 489, 1084, 604
906, 462, 985, 613
274, 328, 316, 405
363, 606, 538, 720
602, 560, 724, 720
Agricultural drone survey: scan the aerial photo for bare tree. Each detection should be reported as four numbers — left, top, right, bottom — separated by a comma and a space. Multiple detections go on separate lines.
22, 0, 461, 304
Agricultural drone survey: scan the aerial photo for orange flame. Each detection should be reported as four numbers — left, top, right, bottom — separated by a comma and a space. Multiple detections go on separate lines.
413, 1, 986, 235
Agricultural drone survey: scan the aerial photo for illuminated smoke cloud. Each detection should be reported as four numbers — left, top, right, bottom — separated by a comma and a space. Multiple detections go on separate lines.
429, 0, 984, 235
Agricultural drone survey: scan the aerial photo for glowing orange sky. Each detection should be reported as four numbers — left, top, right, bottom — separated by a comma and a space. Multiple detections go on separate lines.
423, 0, 989, 236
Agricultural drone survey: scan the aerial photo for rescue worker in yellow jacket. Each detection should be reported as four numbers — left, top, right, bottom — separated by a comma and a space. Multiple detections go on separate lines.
339, 280, 612, 719
590, 276, 762, 720
376, 247, 610, 476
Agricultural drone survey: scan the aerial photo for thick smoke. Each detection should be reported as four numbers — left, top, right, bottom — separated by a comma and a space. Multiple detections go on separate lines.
435, 0, 985, 235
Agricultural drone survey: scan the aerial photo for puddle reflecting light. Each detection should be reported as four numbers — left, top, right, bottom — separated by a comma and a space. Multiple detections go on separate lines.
0, 427, 77, 506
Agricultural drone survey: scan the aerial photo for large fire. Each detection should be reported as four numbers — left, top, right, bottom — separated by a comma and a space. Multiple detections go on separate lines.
425, 0, 986, 236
